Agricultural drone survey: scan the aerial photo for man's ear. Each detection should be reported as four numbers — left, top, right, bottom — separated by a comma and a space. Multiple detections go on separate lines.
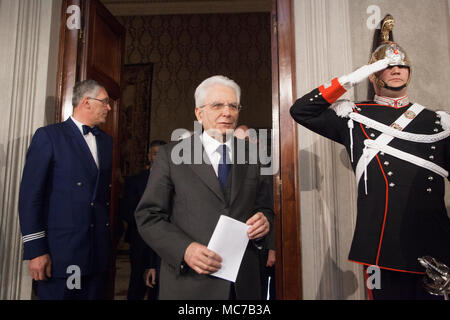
82, 97, 92, 110
194, 107, 202, 124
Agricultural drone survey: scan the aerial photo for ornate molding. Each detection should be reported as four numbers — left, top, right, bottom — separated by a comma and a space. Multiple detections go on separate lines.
102, 0, 271, 16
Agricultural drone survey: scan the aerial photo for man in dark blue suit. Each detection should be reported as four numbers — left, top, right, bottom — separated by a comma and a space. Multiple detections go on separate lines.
18, 79, 113, 300
122, 140, 165, 300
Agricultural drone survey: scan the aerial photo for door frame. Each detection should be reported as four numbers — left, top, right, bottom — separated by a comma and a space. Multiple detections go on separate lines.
272, 0, 302, 300
55, 0, 302, 300
55, 0, 124, 299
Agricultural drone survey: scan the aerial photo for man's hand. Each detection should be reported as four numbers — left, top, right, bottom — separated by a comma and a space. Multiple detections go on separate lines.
246, 212, 270, 240
144, 268, 156, 288
29, 254, 52, 281
266, 249, 276, 268
184, 242, 222, 275
338, 58, 390, 88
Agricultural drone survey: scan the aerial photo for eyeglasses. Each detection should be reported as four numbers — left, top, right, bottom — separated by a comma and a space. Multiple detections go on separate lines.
386, 65, 409, 70
87, 97, 110, 106
199, 102, 242, 112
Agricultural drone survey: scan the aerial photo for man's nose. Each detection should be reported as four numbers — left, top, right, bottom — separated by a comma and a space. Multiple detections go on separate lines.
390, 66, 401, 73
221, 105, 233, 116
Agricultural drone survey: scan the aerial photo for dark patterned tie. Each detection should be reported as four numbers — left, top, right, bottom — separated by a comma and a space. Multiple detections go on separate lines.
82, 125, 100, 136
217, 144, 231, 189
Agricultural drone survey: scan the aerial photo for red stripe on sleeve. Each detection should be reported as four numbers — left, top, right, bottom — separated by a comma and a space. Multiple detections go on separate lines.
318, 77, 347, 104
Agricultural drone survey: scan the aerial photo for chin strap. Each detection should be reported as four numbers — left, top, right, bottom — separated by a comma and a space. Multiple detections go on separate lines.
377, 79, 408, 91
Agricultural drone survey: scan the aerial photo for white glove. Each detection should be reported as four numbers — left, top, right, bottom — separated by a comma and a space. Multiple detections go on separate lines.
338, 58, 390, 89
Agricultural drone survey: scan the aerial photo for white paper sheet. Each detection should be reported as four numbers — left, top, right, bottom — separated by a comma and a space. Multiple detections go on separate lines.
207, 215, 249, 282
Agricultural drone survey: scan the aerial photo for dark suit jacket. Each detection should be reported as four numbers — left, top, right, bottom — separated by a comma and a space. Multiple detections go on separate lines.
135, 134, 274, 300
18, 118, 113, 277
122, 169, 159, 269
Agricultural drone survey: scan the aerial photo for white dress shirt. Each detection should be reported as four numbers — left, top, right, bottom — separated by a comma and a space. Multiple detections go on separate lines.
71, 116, 99, 168
200, 131, 233, 177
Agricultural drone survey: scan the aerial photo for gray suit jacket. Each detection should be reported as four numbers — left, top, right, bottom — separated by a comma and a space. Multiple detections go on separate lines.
135, 134, 274, 300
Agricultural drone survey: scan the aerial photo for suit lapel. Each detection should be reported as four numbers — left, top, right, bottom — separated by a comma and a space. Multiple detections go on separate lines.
187, 134, 226, 203
63, 118, 98, 176
230, 138, 248, 206
95, 131, 108, 170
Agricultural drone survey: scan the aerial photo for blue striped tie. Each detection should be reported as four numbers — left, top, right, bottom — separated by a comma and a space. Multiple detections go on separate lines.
218, 144, 231, 189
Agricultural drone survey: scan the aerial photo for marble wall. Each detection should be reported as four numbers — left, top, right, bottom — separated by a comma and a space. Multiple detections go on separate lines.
348, 0, 450, 107
294, 0, 364, 300
0, 0, 61, 299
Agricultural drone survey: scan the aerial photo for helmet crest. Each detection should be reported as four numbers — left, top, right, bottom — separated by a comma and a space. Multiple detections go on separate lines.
369, 15, 411, 89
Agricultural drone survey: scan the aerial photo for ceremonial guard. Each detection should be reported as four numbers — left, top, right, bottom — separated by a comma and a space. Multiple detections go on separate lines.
290, 15, 450, 299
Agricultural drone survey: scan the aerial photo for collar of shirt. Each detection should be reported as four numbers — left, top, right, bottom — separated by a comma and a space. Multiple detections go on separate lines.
374, 95, 410, 108
71, 116, 89, 135
200, 131, 233, 175
71, 116, 99, 167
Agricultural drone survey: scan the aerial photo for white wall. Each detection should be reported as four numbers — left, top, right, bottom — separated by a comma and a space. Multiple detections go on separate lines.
0, 0, 61, 299
349, 0, 450, 107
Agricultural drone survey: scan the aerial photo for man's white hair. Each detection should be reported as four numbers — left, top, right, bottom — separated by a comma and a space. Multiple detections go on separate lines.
72, 79, 104, 108
194, 75, 241, 108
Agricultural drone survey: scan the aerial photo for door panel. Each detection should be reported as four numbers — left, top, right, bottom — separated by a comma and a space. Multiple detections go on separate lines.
81, 0, 124, 99
271, 0, 302, 300
56, 0, 125, 299
81, 0, 123, 99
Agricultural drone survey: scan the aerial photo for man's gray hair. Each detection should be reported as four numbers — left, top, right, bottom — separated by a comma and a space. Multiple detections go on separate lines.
194, 75, 241, 108
72, 79, 104, 107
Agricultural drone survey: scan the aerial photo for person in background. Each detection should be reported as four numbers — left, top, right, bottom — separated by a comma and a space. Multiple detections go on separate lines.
18, 79, 113, 300
122, 140, 166, 300
234, 124, 276, 300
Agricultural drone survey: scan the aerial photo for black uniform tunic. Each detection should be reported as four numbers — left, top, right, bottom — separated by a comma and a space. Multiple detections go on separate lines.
290, 79, 450, 274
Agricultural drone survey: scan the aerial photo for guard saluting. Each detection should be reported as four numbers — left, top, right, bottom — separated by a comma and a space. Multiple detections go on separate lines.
290, 15, 450, 300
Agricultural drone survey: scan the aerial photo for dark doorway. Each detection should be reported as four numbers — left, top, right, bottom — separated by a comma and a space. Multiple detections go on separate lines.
113, 9, 273, 300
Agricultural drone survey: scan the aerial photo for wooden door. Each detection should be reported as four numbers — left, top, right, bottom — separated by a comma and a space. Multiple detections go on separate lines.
55, 0, 125, 299
271, 0, 302, 300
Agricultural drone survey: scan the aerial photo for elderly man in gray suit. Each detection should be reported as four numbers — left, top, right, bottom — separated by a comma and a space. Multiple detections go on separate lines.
135, 75, 274, 300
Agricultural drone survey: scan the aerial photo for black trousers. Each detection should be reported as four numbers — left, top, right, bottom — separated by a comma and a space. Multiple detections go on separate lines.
365, 267, 444, 300
36, 273, 107, 300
